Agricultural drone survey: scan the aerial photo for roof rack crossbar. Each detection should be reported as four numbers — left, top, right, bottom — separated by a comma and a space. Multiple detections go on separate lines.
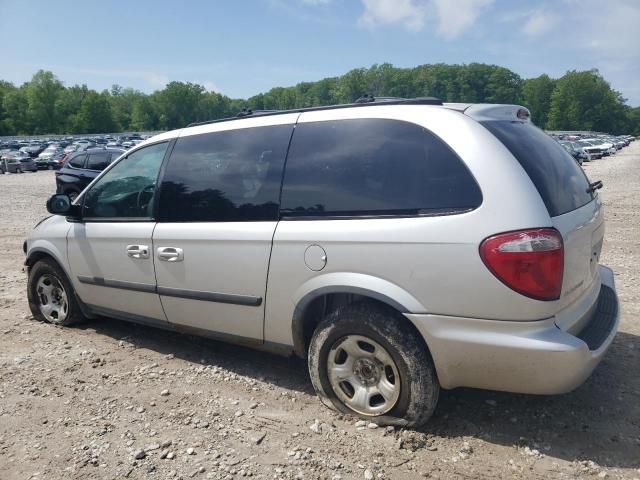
186, 96, 443, 127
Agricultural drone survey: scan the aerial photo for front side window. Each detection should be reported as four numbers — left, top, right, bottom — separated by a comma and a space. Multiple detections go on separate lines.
158, 125, 293, 222
82, 142, 168, 219
280, 119, 482, 217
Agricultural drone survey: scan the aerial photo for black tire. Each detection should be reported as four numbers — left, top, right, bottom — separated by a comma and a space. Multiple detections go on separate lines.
16, 167, 22, 174
308, 302, 439, 428
27, 258, 85, 326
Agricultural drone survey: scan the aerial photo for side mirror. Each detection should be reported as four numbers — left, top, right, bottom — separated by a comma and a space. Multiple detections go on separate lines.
46, 194, 81, 219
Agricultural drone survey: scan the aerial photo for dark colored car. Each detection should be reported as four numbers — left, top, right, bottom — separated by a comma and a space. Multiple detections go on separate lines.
1, 151, 38, 173
23, 142, 44, 158
48, 151, 68, 170
558, 141, 584, 165
55, 148, 125, 200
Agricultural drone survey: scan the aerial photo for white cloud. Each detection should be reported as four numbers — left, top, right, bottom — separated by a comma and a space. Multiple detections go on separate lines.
200, 81, 222, 93
432, 0, 493, 39
358, 0, 492, 37
522, 9, 558, 36
358, 0, 427, 32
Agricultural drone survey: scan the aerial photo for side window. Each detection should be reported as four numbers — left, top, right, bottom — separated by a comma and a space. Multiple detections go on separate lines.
69, 154, 86, 169
158, 124, 292, 222
280, 119, 482, 217
83, 142, 168, 219
86, 152, 111, 171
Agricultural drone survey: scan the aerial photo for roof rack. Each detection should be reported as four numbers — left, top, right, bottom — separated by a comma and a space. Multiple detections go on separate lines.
235, 108, 280, 118
187, 95, 443, 127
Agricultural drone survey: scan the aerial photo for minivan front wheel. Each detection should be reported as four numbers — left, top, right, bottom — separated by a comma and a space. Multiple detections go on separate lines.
27, 259, 85, 326
308, 302, 439, 427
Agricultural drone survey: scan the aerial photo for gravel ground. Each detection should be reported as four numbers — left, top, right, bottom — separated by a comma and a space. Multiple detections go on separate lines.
1, 145, 639, 480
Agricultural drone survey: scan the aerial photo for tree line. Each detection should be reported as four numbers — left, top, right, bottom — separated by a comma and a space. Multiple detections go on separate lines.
0, 64, 638, 136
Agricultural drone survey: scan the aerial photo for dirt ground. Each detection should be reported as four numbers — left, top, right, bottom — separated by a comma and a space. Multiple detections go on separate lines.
1, 144, 639, 480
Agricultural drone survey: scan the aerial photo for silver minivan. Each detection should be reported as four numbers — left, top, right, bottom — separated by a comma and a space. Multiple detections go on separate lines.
25, 97, 619, 427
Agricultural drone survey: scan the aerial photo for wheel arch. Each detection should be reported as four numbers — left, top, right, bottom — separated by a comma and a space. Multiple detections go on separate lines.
25, 246, 70, 280
291, 277, 428, 358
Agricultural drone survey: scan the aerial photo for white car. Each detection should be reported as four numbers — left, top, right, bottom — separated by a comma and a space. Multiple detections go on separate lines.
584, 138, 615, 156
24, 97, 619, 427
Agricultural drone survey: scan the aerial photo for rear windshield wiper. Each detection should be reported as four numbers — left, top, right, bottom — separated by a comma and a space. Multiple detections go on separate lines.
587, 180, 603, 193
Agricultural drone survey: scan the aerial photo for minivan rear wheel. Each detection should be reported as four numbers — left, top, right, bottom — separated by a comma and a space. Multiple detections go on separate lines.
308, 302, 439, 427
27, 259, 85, 326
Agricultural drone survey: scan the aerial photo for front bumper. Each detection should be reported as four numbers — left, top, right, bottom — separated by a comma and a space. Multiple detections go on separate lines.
406, 265, 619, 394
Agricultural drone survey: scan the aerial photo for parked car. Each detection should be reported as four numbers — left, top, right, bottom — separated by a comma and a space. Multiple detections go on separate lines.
577, 140, 604, 159
73, 140, 96, 151
36, 146, 64, 169
63, 144, 79, 154
26, 98, 618, 427
23, 142, 44, 158
558, 140, 584, 165
1, 151, 38, 173
48, 151, 68, 170
583, 138, 615, 156
55, 147, 125, 200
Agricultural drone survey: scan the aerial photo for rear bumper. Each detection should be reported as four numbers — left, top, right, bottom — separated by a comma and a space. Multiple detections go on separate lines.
406, 265, 619, 394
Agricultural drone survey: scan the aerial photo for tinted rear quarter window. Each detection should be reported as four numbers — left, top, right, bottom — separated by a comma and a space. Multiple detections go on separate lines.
158, 124, 292, 222
280, 118, 482, 217
68, 154, 86, 169
86, 152, 110, 171
481, 121, 593, 217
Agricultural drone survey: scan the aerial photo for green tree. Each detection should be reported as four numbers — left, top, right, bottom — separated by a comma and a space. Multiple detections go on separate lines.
521, 74, 556, 127
0, 80, 18, 135
625, 106, 640, 136
547, 70, 628, 133
78, 91, 116, 133
26, 70, 64, 134
0, 65, 636, 136
154, 82, 207, 129
2, 86, 30, 135
130, 96, 158, 131
485, 67, 522, 104
55, 84, 90, 133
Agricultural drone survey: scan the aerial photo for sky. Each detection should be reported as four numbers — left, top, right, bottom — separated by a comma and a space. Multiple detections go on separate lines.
1, 0, 639, 105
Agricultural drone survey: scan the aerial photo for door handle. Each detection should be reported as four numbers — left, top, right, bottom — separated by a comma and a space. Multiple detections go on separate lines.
127, 244, 150, 259
157, 247, 184, 262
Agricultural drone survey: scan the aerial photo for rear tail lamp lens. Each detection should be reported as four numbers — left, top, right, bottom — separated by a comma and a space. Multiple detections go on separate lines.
480, 228, 563, 301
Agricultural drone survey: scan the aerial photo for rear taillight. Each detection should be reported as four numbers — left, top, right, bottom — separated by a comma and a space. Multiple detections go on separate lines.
480, 228, 563, 301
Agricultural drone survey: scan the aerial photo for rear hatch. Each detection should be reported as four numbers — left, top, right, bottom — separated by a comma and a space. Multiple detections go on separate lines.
479, 117, 603, 311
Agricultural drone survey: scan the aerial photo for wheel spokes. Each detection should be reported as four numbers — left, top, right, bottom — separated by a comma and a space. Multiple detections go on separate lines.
375, 377, 397, 401
326, 334, 401, 416
328, 359, 355, 382
35, 275, 68, 323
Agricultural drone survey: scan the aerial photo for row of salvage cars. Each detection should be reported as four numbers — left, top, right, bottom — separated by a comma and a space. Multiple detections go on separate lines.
552, 133, 635, 165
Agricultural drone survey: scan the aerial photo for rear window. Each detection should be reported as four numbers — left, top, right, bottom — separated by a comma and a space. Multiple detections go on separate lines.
481, 121, 593, 217
280, 119, 482, 218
